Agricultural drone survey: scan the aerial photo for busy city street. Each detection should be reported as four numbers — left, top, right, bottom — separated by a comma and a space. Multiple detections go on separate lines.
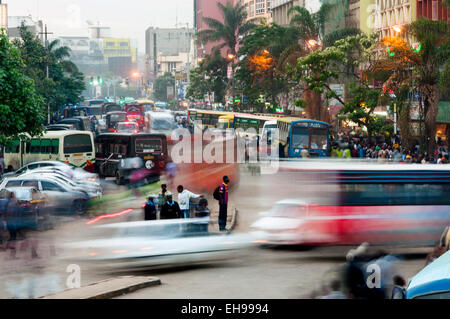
0, 0, 450, 304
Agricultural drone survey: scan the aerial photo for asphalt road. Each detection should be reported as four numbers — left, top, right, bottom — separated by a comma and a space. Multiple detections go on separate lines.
0, 166, 430, 299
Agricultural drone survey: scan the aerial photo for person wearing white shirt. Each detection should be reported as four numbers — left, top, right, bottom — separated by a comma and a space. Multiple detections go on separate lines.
177, 185, 201, 219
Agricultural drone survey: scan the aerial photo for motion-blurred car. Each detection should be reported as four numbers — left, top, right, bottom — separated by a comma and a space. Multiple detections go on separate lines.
115, 122, 139, 134
20, 170, 101, 199
0, 187, 48, 230
407, 250, 450, 299
62, 219, 256, 270
2, 161, 98, 184
0, 176, 89, 215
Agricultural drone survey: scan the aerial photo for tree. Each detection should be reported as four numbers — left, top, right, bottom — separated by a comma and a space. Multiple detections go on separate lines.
407, 19, 450, 154
197, 1, 255, 58
197, 1, 255, 108
186, 49, 228, 104
291, 33, 391, 137
154, 72, 175, 102
13, 24, 85, 118
0, 33, 45, 145
235, 23, 299, 112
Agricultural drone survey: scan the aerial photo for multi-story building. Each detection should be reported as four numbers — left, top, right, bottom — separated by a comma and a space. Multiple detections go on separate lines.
0, 2, 7, 34
241, 0, 273, 23
145, 27, 194, 82
103, 38, 138, 78
7, 15, 43, 41
194, 0, 233, 62
361, 0, 449, 40
270, 0, 304, 26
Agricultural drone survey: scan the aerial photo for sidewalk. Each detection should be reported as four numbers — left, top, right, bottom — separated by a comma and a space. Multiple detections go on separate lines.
39, 276, 161, 299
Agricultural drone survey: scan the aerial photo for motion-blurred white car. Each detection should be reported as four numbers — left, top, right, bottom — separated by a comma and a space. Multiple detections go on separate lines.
62, 220, 257, 270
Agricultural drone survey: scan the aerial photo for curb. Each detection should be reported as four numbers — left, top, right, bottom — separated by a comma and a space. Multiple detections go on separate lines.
38, 276, 161, 299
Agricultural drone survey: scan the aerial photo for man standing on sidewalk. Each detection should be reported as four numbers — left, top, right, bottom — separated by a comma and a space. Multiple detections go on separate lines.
177, 185, 202, 219
218, 176, 230, 232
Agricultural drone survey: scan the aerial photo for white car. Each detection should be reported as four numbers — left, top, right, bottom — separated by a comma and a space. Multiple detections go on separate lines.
0, 176, 89, 215
250, 199, 313, 245
62, 220, 257, 270
21, 170, 101, 199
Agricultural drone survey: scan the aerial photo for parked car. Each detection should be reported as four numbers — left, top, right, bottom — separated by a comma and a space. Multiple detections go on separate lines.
21, 170, 101, 199
0, 176, 89, 215
0, 187, 48, 230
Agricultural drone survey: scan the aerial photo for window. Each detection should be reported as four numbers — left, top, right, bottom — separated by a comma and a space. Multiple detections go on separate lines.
120, 42, 128, 47
341, 183, 450, 206
40, 139, 52, 154
310, 129, 329, 150
28, 164, 39, 170
249, 1, 255, 16
256, 0, 265, 14
51, 139, 59, 155
22, 180, 39, 188
64, 134, 93, 154
135, 139, 162, 154
5, 140, 20, 153
292, 128, 309, 149
30, 140, 41, 154
41, 181, 65, 192
5, 181, 23, 188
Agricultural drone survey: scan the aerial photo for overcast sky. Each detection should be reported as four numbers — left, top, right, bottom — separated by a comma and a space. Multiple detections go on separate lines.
5, 0, 194, 52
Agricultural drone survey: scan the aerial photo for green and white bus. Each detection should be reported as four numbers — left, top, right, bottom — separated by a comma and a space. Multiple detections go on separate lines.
3, 131, 96, 173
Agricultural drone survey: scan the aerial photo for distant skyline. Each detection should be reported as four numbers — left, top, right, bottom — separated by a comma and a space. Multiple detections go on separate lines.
4, 0, 194, 52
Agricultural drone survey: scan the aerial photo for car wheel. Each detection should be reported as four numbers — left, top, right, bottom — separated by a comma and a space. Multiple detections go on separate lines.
72, 200, 86, 216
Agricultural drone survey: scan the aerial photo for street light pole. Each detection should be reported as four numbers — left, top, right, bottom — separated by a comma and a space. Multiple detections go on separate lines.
39, 24, 53, 124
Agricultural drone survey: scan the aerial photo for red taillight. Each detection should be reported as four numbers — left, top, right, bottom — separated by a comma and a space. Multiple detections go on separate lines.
158, 161, 165, 169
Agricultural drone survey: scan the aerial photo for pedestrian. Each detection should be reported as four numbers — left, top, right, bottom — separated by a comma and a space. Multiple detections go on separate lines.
194, 198, 210, 234
321, 280, 348, 299
216, 176, 230, 232
160, 194, 181, 220
177, 185, 201, 219
157, 183, 172, 212
5, 192, 20, 259
391, 276, 406, 299
144, 196, 157, 221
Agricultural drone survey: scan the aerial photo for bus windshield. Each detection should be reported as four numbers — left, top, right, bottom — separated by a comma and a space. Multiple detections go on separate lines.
310, 129, 329, 150
64, 134, 93, 154
292, 127, 309, 149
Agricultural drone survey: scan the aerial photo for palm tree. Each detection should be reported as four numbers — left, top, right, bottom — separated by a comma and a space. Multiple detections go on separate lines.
197, 1, 255, 107
197, 1, 255, 58
285, 5, 333, 121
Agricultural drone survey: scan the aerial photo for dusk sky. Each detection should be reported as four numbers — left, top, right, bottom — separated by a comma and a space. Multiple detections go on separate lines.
5, 0, 194, 52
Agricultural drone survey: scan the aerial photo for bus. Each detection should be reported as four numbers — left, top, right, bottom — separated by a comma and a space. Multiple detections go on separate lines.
217, 115, 235, 130
3, 131, 96, 173
95, 133, 168, 185
232, 114, 278, 137
277, 118, 331, 158
187, 109, 234, 131
252, 162, 450, 247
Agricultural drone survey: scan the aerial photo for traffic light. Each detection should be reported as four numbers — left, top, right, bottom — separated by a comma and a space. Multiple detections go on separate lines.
98, 76, 103, 85
89, 77, 94, 86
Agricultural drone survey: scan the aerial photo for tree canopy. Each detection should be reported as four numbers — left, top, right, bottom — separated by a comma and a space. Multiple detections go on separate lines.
0, 32, 45, 145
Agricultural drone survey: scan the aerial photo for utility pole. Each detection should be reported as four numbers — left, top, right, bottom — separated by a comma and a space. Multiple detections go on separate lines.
39, 24, 53, 125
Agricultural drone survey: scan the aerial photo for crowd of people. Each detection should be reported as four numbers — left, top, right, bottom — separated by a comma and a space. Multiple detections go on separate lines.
330, 135, 449, 164
143, 176, 231, 233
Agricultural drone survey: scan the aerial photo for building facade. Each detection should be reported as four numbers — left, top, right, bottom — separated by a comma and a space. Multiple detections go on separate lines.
361, 0, 448, 39
0, 3, 7, 33
145, 27, 194, 82
194, 0, 233, 62
241, 0, 273, 23
270, 0, 304, 26
7, 15, 43, 41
